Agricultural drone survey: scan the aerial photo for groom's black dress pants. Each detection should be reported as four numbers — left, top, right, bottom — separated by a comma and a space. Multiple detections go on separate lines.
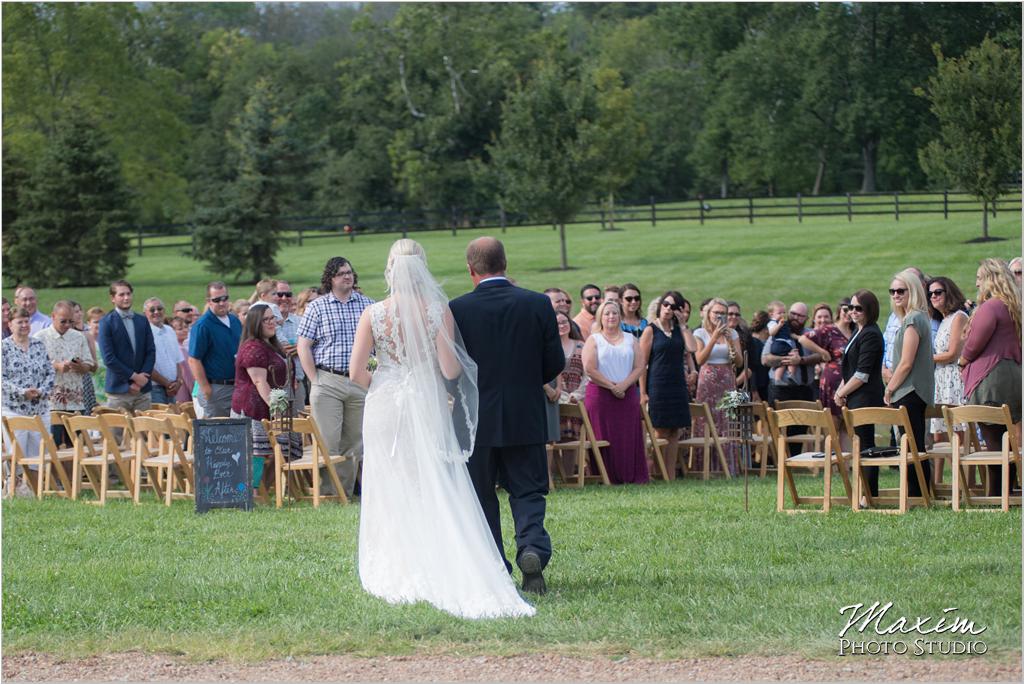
468, 443, 551, 574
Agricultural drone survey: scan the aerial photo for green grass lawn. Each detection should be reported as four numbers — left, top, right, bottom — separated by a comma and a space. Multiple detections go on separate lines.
3, 472, 1020, 661
11, 212, 1021, 318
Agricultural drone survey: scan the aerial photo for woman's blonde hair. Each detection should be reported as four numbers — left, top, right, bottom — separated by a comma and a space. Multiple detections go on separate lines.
295, 287, 318, 315
593, 299, 622, 333
972, 257, 1022, 344
702, 297, 729, 331
248, 279, 276, 304
891, 269, 927, 318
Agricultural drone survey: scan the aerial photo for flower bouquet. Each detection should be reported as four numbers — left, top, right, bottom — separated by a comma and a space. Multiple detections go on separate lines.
716, 389, 751, 420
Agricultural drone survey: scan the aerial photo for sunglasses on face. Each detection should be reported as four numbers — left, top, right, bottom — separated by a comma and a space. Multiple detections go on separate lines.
1015, 270, 1023, 276
149, 306, 164, 313
583, 295, 601, 301
209, 295, 230, 304
661, 301, 680, 310
274, 291, 293, 298
176, 307, 195, 314
623, 296, 641, 302
840, 305, 850, 312
727, 312, 741, 318
889, 288, 907, 296
928, 289, 946, 298
849, 305, 864, 312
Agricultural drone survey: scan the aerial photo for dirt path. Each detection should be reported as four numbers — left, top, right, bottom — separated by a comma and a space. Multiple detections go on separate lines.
4, 652, 1021, 682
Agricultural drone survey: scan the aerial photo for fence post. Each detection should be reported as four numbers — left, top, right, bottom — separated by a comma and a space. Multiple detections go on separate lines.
797, 193, 803, 223
599, 207, 606, 231
698, 194, 705, 226
500, 205, 507, 233
846, 193, 852, 222
451, 207, 458, 236
893, 192, 900, 221
297, 226, 303, 246
943, 189, 948, 220
748, 195, 753, 224
137, 227, 143, 256
191, 225, 197, 258
650, 196, 656, 227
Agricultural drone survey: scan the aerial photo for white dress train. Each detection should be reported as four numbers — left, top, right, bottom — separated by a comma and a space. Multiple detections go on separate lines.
358, 301, 535, 619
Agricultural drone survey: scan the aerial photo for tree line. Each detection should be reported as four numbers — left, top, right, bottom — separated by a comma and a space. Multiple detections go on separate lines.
3, 2, 1020, 283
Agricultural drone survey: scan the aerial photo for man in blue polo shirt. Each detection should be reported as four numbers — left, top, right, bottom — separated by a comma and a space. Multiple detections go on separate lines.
188, 281, 241, 418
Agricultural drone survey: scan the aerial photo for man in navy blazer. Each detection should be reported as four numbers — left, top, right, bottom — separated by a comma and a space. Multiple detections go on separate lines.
449, 237, 564, 594
98, 279, 156, 413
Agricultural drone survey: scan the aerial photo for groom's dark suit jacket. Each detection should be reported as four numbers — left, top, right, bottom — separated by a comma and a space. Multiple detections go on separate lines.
450, 278, 564, 447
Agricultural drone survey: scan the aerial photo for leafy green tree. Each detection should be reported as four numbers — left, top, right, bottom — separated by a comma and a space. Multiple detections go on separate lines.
580, 67, 650, 228
490, 59, 597, 270
193, 78, 298, 282
4, 108, 132, 287
918, 37, 1022, 240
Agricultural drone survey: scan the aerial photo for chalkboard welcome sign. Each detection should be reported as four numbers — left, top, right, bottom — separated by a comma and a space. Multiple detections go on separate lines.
194, 418, 253, 513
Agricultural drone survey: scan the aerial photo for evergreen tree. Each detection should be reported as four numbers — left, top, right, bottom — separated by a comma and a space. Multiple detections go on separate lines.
193, 77, 298, 282
918, 37, 1022, 240
4, 107, 132, 287
489, 59, 597, 270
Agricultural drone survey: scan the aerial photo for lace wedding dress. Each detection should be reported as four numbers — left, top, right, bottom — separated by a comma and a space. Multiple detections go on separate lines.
358, 291, 535, 619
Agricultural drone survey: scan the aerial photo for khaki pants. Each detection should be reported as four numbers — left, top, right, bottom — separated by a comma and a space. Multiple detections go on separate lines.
107, 391, 153, 414
309, 372, 365, 498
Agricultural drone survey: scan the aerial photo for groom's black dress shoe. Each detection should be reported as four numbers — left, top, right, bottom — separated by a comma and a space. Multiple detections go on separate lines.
518, 550, 547, 595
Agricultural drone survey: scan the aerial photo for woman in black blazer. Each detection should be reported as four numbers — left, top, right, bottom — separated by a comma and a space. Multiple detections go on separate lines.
834, 289, 885, 496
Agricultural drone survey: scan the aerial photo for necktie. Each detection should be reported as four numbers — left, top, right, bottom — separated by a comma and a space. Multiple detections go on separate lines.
120, 311, 136, 353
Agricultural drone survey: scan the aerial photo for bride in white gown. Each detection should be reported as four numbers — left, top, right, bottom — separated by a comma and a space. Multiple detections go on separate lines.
349, 239, 535, 619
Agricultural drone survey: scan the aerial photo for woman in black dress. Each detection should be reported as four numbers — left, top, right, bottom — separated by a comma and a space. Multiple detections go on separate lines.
639, 291, 692, 480
834, 289, 885, 497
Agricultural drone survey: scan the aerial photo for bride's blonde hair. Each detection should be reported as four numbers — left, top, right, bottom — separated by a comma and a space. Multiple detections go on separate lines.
385, 239, 426, 287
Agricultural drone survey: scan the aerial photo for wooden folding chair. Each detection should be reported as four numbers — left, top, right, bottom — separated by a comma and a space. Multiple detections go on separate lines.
263, 417, 348, 507
131, 416, 194, 505
549, 402, 611, 487
773, 407, 853, 513
944, 404, 1021, 512
842, 406, 932, 513
640, 403, 670, 480
176, 402, 196, 420
2, 415, 75, 498
1, 418, 14, 497
92, 406, 132, 417
752, 401, 779, 478
774, 399, 824, 454
679, 402, 731, 480
63, 414, 134, 503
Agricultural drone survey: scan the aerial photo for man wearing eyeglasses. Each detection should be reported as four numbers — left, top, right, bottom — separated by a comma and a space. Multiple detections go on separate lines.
761, 302, 824, 405
1009, 257, 1022, 287
298, 257, 373, 498
274, 280, 306, 413
188, 281, 242, 418
573, 284, 601, 341
98, 280, 157, 414
34, 300, 95, 445
144, 297, 184, 405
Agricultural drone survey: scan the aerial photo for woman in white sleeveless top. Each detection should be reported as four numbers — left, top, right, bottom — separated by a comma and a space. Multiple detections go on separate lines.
582, 300, 649, 484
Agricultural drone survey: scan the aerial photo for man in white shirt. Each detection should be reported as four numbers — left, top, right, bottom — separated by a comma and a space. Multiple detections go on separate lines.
273, 280, 306, 412
145, 297, 184, 405
34, 301, 95, 445
15, 286, 51, 334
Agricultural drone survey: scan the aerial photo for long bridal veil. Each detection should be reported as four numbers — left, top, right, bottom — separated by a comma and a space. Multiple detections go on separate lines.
383, 240, 479, 462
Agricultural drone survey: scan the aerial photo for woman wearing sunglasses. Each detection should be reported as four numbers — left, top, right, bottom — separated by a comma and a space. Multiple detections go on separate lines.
619, 283, 648, 339
834, 290, 885, 497
926, 276, 969, 476
883, 269, 935, 494
639, 291, 692, 479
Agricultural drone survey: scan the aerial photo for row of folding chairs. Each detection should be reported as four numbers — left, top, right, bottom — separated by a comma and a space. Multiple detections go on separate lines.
1, 405, 350, 509
773, 404, 1021, 514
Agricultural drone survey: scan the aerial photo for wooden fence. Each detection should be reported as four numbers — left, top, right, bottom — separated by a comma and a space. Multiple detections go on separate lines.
125, 189, 1023, 255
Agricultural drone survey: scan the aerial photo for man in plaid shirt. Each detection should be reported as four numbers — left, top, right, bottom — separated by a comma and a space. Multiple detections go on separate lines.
297, 257, 373, 498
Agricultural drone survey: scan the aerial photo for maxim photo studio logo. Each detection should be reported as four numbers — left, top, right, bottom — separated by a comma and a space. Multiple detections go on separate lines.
838, 601, 988, 656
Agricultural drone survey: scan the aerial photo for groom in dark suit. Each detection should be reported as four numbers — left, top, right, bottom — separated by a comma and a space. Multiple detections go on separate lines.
450, 237, 564, 594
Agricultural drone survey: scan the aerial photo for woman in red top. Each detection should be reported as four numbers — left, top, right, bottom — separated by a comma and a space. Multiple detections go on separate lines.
958, 258, 1022, 496
232, 303, 301, 488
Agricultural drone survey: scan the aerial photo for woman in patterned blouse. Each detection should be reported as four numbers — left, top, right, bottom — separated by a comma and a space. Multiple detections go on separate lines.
2, 307, 56, 475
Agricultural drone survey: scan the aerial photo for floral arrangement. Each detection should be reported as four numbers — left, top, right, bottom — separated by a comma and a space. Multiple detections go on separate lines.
367, 356, 379, 372
268, 388, 290, 416
716, 389, 751, 419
